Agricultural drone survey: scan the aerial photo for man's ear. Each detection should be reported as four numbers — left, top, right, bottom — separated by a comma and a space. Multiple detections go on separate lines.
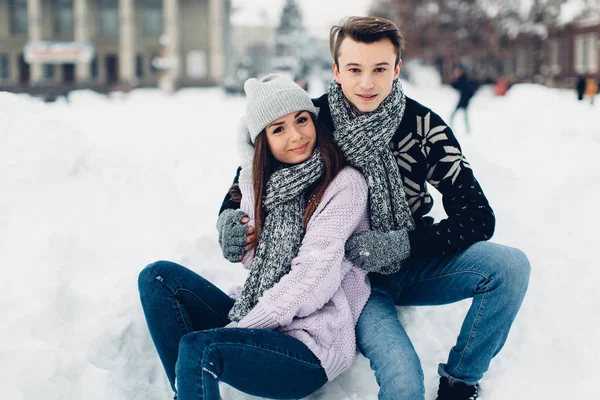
332, 61, 342, 84
394, 59, 403, 80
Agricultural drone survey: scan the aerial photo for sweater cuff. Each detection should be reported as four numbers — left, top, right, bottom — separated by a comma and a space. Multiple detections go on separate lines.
407, 229, 423, 257
237, 304, 279, 330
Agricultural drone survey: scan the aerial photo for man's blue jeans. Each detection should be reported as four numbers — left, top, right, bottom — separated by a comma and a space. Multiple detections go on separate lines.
357, 241, 530, 400
138, 261, 327, 400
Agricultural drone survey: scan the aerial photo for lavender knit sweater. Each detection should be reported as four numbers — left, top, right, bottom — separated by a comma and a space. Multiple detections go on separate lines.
236, 166, 372, 381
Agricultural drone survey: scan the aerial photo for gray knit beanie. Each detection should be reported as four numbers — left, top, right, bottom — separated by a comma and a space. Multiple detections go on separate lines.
244, 74, 318, 143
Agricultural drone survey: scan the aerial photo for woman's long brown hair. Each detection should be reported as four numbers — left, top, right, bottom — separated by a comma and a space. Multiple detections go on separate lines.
252, 114, 345, 240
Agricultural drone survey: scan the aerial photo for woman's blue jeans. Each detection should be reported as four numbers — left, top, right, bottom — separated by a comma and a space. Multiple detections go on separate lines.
138, 260, 327, 400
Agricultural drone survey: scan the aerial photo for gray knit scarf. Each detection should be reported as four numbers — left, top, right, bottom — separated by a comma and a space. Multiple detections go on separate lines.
228, 150, 325, 322
327, 78, 415, 232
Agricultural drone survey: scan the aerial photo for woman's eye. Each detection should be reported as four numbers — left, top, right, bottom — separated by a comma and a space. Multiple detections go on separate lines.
296, 116, 308, 124
272, 127, 283, 134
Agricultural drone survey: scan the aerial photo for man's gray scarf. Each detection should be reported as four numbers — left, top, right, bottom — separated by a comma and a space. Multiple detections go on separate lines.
327, 78, 415, 232
228, 150, 325, 322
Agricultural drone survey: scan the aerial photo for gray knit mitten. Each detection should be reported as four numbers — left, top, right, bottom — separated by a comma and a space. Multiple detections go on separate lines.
345, 229, 411, 274
216, 209, 249, 263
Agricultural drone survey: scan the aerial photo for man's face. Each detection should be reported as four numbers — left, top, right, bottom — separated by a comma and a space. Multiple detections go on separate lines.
332, 37, 401, 113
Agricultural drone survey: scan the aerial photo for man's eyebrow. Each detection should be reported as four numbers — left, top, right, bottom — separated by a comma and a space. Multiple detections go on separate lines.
344, 62, 392, 67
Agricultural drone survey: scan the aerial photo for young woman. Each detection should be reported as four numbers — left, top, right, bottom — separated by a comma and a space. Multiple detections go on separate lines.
138, 74, 372, 399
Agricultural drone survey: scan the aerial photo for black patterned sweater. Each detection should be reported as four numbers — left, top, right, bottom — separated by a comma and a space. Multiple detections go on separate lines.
219, 94, 495, 258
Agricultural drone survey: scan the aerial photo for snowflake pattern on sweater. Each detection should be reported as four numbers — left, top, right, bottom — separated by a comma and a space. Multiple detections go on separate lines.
220, 95, 495, 258
313, 94, 494, 257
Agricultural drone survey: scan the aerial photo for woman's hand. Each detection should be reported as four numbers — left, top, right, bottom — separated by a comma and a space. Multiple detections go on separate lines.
217, 209, 252, 262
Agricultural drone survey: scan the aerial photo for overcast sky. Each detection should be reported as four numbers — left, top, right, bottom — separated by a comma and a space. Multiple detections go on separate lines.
231, 0, 372, 39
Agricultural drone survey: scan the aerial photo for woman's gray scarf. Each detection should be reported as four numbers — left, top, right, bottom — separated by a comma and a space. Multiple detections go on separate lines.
228, 150, 325, 322
327, 78, 415, 232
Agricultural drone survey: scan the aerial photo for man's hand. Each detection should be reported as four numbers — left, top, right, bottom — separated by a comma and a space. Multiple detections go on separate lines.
345, 229, 411, 274
216, 209, 257, 262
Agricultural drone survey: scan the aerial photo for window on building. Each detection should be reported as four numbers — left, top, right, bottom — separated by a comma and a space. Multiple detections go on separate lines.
99, 0, 120, 37
53, 0, 74, 36
44, 64, 55, 80
549, 40, 559, 68
9, 0, 28, 36
136, 54, 144, 78
548, 39, 560, 75
0, 54, 10, 80
63, 64, 75, 83
140, 0, 163, 36
90, 56, 98, 81
575, 34, 587, 74
18, 53, 30, 83
559, 37, 569, 75
516, 47, 529, 78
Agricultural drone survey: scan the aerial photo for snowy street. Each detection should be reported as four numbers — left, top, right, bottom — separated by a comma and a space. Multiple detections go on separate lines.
1, 66, 599, 399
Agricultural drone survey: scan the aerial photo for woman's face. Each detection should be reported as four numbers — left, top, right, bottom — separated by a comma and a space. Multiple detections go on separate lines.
265, 111, 317, 164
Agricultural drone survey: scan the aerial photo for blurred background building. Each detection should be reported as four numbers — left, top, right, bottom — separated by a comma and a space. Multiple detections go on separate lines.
1, 0, 598, 98
0, 0, 232, 95
370, 0, 600, 86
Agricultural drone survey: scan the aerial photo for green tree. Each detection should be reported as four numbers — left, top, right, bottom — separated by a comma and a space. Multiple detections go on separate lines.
274, 0, 314, 77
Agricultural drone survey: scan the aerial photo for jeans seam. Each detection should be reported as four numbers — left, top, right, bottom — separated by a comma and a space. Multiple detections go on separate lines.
191, 340, 218, 400
206, 341, 321, 368
450, 291, 487, 376
153, 278, 193, 335
175, 287, 230, 325
398, 270, 490, 304
198, 344, 207, 400
416, 270, 490, 283
174, 299, 191, 334
193, 341, 321, 398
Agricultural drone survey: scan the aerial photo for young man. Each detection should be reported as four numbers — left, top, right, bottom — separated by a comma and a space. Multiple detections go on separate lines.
217, 16, 530, 400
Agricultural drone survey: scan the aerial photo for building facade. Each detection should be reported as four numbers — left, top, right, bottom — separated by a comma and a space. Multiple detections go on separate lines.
504, 14, 599, 85
393, 6, 599, 87
472, 7, 599, 85
0, 0, 231, 92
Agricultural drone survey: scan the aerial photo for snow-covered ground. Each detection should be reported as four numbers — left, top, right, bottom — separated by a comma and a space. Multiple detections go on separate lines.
1, 65, 598, 399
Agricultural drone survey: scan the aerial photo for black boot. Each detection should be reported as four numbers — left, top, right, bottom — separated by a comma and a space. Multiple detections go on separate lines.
436, 376, 480, 399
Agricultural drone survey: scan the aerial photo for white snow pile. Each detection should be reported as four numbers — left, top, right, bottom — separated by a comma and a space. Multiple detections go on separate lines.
1, 65, 598, 399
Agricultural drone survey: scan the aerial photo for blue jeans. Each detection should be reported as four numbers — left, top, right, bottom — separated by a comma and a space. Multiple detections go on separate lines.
357, 241, 530, 400
138, 261, 327, 400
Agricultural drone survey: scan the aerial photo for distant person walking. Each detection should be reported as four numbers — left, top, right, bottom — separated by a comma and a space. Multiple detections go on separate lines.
494, 76, 509, 97
584, 75, 598, 105
450, 66, 478, 133
576, 75, 586, 101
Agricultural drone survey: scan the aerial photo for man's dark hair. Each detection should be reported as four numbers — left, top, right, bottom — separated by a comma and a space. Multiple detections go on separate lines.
330, 16, 406, 68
